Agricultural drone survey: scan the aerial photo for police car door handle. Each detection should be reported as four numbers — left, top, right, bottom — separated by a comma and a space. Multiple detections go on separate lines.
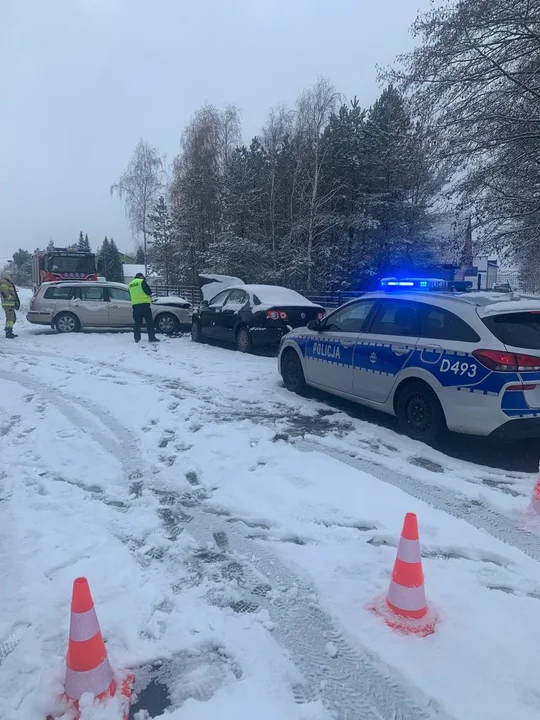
340, 340, 355, 348
393, 346, 410, 356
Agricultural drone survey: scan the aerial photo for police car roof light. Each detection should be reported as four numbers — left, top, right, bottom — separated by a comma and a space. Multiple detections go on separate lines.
379, 277, 447, 291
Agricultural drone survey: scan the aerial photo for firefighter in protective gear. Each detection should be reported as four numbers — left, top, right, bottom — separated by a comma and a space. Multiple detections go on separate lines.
0, 271, 20, 339
128, 273, 159, 343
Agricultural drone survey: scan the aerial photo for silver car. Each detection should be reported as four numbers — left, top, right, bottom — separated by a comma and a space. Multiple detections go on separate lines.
27, 281, 192, 334
279, 288, 540, 442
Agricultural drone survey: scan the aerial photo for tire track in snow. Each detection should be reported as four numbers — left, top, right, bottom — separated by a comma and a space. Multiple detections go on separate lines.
7, 352, 540, 560
298, 440, 540, 563
0, 366, 452, 719
11, 350, 540, 561
173, 504, 453, 720
0, 369, 143, 481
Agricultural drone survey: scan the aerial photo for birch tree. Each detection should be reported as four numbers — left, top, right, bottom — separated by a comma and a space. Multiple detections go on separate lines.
110, 139, 166, 270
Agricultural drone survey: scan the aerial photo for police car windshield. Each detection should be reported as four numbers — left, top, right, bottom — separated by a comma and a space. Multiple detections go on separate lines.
483, 312, 540, 350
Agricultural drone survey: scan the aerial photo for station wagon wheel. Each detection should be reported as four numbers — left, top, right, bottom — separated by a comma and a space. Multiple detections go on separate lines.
396, 380, 446, 445
236, 327, 253, 353
55, 312, 80, 334
155, 312, 180, 335
281, 350, 307, 395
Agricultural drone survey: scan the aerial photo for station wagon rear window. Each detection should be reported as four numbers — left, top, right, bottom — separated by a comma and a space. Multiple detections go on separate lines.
483, 312, 540, 350
43, 286, 73, 300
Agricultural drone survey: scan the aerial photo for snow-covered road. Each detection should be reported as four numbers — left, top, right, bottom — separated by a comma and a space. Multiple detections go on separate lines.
1, 294, 540, 720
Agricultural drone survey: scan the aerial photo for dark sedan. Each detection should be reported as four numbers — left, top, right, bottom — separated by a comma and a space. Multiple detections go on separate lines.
191, 284, 325, 352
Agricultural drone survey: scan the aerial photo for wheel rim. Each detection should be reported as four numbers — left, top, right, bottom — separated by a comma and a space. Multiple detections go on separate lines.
238, 330, 249, 351
405, 393, 433, 435
58, 315, 76, 333
159, 315, 176, 333
286, 356, 300, 386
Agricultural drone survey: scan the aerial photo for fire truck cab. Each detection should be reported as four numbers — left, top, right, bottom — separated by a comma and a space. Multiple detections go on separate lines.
32, 249, 97, 291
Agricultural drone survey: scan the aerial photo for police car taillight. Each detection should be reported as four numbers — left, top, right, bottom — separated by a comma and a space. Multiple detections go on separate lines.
473, 350, 540, 372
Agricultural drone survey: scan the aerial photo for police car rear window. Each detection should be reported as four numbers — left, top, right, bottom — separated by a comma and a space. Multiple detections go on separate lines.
483, 312, 540, 350
43, 286, 73, 300
420, 305, 480, 343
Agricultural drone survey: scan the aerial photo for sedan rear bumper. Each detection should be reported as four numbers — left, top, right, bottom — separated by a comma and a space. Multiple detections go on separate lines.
489, 417, 540, 440
249, 326, 289, 346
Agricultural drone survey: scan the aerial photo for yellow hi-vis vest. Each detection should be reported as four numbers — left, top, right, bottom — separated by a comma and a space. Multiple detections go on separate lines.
0, 279, 16, 307
128, 278, 151, 305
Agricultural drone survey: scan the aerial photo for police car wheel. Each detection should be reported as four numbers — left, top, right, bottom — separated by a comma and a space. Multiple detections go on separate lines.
281, 350, 306, 394
236, 327, 253, 353
396, 381, 446, 444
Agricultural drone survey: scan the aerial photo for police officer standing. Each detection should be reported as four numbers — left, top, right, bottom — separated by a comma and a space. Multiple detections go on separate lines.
128, 273, 160, 343
0, 270, 20, 339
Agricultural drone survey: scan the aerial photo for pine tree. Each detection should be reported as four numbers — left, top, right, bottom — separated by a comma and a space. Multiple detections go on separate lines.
147, 196, 178, 286
97, 237, 110, 277
106, 238, 125, 283
77, 232, 91, 252
134, 246, 145, 264
206, 145, 266, 281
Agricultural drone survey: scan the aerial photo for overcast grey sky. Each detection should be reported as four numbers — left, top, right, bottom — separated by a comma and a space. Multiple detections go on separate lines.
1, 0, 433, 262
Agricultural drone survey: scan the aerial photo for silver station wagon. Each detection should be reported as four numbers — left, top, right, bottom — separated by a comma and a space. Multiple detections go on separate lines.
27, 281, 192, 335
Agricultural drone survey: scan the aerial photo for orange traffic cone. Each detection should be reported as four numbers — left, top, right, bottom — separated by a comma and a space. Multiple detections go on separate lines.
63, 578, 133, 719
369, 513, 437, 636
531, 468, 540, 515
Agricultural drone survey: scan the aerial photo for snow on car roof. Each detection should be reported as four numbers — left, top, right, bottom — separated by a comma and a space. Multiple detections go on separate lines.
245, 284, 320, 307
199, 273, 244, 284
479, 298, 540, 317
153, 295, 191, 306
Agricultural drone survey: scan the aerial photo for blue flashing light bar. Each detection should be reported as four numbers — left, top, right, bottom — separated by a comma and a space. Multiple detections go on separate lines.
379, 277, 448, 291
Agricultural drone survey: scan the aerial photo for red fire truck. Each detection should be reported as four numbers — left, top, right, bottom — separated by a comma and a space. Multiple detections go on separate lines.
32, 248, 98, 290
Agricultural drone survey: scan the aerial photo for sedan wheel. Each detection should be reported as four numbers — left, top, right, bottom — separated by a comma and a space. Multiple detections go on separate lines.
55, 312, 80, 334
236, 327, 253, 353
156, 312, 180, 335
191, 320, 205, 343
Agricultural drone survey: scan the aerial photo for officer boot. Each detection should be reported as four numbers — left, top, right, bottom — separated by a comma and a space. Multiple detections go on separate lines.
5, 329, 16, 339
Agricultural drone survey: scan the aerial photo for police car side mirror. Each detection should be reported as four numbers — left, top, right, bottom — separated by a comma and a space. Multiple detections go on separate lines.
307, 319, 321, 331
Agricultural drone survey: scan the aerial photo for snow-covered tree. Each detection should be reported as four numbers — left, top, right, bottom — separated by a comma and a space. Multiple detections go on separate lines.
110, 139, 166, 269
147, 196, 178, 286
78, 232, 91, 253
392, 0, 540, 270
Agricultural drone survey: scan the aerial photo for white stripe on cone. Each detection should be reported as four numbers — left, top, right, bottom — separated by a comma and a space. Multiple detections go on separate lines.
387, 581, 427, 613
396, 537, 422, 563
65, 656, 114, 701
69, 607, 101, 642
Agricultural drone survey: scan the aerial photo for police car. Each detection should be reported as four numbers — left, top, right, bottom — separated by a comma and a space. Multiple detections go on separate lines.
278, 278, 540, 443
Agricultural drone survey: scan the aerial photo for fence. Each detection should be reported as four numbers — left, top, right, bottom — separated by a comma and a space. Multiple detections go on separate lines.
151, 285, 203, 306
151, 276, 539, 310
151, 284, 363, 310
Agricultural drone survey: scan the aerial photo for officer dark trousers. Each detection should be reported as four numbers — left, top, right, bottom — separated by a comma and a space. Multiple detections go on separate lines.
133, 304, 157, 342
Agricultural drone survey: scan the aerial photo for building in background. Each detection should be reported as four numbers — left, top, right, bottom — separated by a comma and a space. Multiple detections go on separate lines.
122, 264, 145, 284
